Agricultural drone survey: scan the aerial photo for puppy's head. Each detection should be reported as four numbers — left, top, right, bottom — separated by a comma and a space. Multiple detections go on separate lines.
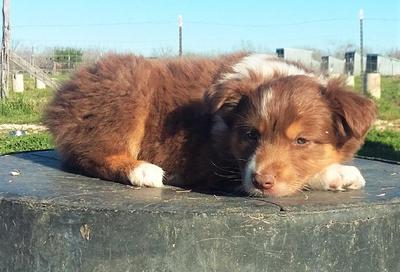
206, 74, 376, 197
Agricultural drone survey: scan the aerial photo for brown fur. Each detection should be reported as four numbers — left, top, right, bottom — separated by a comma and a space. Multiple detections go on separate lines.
45, 53, 376, 196
208, 75, 376, 196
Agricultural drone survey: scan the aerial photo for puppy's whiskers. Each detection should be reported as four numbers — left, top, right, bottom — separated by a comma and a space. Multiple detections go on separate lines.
213, 172, 239, 179
210, 160, 240, 174
236, 158, 250, 162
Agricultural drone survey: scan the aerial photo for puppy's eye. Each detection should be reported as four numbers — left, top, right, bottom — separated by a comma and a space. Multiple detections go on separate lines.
295, 137, 308, 145
244, 129, 260, 141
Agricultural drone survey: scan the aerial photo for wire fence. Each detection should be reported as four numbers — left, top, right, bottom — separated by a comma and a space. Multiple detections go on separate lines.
8, 16, 400, 76
11, 16, 399, 55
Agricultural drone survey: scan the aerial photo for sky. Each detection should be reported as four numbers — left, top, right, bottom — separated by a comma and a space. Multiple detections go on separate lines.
7, 0, 400, 56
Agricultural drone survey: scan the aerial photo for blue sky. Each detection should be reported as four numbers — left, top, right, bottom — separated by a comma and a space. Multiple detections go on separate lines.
8, 0, 400, 56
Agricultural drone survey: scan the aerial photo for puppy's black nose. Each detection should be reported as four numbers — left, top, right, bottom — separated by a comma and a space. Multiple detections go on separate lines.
252, 173, 275, 190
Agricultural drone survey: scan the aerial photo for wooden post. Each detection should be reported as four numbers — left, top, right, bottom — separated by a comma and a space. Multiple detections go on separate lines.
178, 15, 183, 57
1, 0, 10, 99
30, 46, 34, 66
30, 46, 34, 79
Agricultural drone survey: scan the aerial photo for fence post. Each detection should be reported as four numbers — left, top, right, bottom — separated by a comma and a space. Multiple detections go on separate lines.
366, 73, 381, 99
178, 15, 183, 57
1, 0, 10, 99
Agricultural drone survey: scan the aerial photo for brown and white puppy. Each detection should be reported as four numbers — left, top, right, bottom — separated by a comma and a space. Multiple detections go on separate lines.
45, 53, 376, 197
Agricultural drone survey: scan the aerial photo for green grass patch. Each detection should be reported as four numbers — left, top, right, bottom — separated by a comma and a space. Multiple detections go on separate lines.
376, 76, 400, 120
0, 73, 70, 124
53, 73, 72, 83
359, 129, 400, 162
0, 88, 54, 124
0, 132, 54, 155
354, 75, 400, 120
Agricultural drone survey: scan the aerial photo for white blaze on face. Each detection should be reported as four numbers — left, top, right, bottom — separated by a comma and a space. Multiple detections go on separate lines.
243, 154, 257, 193
260, 89, 274, 118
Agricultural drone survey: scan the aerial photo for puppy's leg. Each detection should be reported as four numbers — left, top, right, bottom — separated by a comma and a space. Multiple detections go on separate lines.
68, 151, 165, 187
307, 164, 366, 191
128, 160, 164, 187
101, 154, 164, 187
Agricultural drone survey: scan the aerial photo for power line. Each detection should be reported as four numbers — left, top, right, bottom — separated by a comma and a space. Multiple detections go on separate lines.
186, 18, 399, 28
10, 17, 398, 29
13, 38, 172, 44
365, 18, 400, 21
11, 21, 175, 28
186, 18, 355, 28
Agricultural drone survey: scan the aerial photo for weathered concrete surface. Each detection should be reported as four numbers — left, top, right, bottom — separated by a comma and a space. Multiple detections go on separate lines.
0, 150, 399, 272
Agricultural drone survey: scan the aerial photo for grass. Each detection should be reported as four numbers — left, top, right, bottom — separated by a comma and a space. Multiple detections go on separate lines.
376, 76, 400, 120
0, 73, 68, 124
0, 132, 53, 155
358, 129, 400, 162
0, 88, 54, 124
354, 75, 400, 120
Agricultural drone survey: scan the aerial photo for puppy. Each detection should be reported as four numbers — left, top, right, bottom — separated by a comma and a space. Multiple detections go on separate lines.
45, 53, 376, 197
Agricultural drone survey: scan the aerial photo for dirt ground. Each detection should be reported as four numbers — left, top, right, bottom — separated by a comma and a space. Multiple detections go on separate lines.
0, 124, 47, 134
373, 119, 400, 131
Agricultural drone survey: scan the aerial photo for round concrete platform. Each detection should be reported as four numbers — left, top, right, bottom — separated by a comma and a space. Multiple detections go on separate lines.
1, 151, 399, 272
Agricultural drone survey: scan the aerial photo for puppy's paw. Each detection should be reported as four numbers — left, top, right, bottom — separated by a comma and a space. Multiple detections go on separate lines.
308, 164, 366, 191
335, 165, 366, 190
128, 162, 164, 187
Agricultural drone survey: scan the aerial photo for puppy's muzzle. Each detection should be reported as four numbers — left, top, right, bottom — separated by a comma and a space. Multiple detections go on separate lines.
252, 173, 275, 190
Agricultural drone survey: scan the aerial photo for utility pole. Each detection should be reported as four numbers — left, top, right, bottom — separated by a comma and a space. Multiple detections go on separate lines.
30, 46, 34, 79
1, 0, 10, 99
178, 15, 183, 57
359, 9, 366, 95
31, 46, 34, 66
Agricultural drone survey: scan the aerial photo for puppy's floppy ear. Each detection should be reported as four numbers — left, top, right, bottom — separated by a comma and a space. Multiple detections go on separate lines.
321, 78, 376, 153
204, 79, 251, 125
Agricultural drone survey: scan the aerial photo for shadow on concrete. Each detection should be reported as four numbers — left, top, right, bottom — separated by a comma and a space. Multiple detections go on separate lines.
358, 140, 400, 163
6, 149, 245, 198
8, 149, 62, 169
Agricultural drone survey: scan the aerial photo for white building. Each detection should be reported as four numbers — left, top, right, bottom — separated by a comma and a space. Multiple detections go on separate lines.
366, 54, 400, 75
276, 48, 320, 70
344, 51, 366, 75
321, 56, 345, 75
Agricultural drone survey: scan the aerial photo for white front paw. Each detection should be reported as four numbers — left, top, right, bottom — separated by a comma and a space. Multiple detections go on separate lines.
336, 165, 366, 190
308, 164, 366, 191
128, 162, 164, 187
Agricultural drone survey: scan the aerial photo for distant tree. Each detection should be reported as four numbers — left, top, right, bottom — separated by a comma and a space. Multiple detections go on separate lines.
387, 48, 400, 59
239, 40, 256, 52
151, 46, 175, 58
53, 48, 83, 70
82, 49, 106, 64
236, 40, 272, 54
331, 43, 356, 59
301, 46, 326, 60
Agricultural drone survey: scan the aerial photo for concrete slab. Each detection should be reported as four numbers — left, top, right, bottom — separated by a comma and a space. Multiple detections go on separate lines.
0, 151, 399, 272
